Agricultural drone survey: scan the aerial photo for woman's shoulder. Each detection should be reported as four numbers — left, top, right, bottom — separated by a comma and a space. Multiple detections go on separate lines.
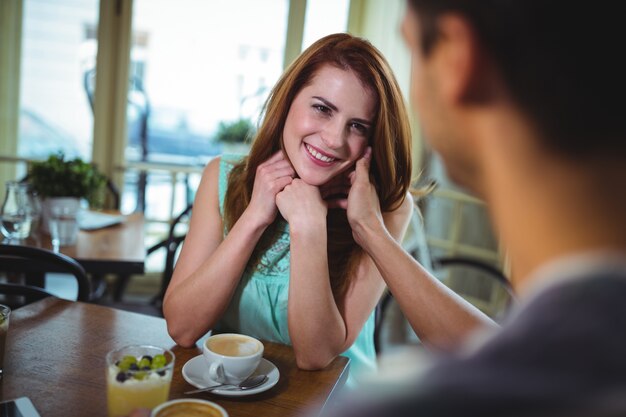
382, 191, 416, 240
220, 153, 247, 166
394, 191, 416, 219
203, 154, 246, 179
210, 154, 247, 211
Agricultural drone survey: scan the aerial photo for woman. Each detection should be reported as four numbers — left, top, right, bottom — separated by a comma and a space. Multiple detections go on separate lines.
163, 33, 414, 383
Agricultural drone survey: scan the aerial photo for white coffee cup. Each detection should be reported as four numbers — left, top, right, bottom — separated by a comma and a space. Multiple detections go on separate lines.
202, 333, 263, 385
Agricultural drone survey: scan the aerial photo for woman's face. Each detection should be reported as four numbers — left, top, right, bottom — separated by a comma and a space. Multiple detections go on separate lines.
282, 64, 376, 186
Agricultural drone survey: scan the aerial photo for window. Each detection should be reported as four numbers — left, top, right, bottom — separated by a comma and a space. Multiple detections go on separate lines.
127, 0, 288, 165
18, 0, 100, 161
125, 0, 288, 220
302, 0, 349, 49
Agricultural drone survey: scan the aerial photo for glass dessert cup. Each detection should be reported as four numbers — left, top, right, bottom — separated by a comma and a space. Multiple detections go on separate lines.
106, 345, 175, 417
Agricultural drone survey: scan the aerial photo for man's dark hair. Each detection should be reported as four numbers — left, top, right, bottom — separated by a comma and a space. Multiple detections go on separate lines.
407, 0, 625, 159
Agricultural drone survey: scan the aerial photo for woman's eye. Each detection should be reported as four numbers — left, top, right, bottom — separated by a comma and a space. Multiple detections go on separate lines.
313, 104, 331, 114
350, 122, 368, 136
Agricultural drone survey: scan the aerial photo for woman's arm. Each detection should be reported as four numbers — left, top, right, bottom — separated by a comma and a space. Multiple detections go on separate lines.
276, 176, 411, 370
163, 152, 294, 347
347, 151, 496, 351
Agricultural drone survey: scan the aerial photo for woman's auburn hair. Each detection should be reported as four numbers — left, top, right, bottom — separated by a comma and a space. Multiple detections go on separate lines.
223, 33, 412, 297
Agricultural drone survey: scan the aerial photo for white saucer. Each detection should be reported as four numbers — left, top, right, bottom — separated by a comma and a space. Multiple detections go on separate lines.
182, 355, 279, 397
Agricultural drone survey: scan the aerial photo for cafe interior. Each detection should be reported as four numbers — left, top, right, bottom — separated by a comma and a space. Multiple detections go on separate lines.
0, 1, 513, 416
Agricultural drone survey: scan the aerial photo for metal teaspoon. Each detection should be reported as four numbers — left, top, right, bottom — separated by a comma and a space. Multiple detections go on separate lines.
184, 374, 268, 394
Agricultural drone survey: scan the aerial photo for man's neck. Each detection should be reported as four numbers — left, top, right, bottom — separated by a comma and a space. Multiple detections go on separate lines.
479, 118, 626, 295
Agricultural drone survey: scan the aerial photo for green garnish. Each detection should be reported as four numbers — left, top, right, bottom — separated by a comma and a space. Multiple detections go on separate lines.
151, 354, 167, 369
138, 357, 151, 369
114, 353, 168, 383
116, 355, 138, 371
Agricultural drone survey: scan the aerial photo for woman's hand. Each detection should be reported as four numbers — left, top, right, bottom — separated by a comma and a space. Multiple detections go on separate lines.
346, 147, 385, 247
319, 170, 352, 209
276, 179, 327, 230
248, 151, 295, 227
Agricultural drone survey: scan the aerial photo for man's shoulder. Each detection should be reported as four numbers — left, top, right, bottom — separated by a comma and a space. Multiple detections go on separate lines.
480, 270, 626, 358
516, 269, 626, 326
416, 270, 626, 413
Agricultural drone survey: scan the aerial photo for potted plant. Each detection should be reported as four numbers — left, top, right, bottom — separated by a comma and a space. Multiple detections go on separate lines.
28, 153, 107, 234
215, 118, 255, 153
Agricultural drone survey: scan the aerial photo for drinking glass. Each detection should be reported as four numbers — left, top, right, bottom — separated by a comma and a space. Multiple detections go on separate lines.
106, 345, 175, 417
27, 188, 42, 233
48, 203, 79, 247
0, 304, 10, 380
0, 181, 37, 240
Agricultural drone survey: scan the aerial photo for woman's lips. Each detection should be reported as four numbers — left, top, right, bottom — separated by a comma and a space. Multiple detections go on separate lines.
304, 143, 337, 166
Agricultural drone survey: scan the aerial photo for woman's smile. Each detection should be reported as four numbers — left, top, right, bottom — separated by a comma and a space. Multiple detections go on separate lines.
304, 143, 338, 165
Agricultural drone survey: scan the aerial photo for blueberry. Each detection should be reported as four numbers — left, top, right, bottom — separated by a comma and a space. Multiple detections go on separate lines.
142, 366, 151, 371
141, 355, 153, 362
157, 370, 166, 377
116, 372, 128, 383
129, 363, 139, 371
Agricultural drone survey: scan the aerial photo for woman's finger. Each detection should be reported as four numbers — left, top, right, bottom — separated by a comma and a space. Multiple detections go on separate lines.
256, 159, 295, 182
260, 150, 286, 166
353, 147, 372, 184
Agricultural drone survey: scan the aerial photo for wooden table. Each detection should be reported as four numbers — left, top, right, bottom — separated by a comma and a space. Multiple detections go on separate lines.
0, 298, 350, 417
21, 212, 146, 275
3, 212, 146, 299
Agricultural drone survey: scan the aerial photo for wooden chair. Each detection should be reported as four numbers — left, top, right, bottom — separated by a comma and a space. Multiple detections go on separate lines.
93, 204, 191, 317
0, 244, 91, 308
147, 203, 192, 308
373, 255, 514, 355
431, 256, 514, 319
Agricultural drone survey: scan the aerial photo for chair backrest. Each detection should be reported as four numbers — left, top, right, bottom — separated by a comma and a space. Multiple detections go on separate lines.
147, 204, 192, 307
0, 244, 91, 308
0, 282, 55, 303
373, 254, 514, 355
431, 255, 515, 320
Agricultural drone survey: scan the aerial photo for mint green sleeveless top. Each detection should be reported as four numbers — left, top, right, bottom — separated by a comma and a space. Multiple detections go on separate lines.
216, 155, 376, 387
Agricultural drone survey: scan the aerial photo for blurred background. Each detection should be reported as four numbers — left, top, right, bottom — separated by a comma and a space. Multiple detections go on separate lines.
0, 0, 507, 351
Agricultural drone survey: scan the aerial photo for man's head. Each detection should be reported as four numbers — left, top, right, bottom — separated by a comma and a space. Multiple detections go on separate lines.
403, 0, 625, 190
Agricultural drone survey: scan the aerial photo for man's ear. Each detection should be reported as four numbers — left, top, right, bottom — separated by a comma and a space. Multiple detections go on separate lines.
432, 13, 494, 105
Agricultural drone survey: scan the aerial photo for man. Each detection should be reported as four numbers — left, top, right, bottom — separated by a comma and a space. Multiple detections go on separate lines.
329, 0, 626, 415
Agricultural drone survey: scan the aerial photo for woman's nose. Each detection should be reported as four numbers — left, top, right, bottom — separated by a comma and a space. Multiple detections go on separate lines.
321, 121, 345, 149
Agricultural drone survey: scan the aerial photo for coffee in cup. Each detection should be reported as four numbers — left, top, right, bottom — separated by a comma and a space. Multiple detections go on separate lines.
151, 399, 228, 417
203, 333, 263, 385
206, 334, 261, 357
